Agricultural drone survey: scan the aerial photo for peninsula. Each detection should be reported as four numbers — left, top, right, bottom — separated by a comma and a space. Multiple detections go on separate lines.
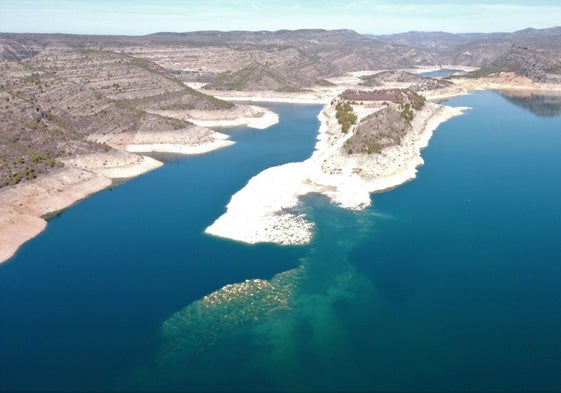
2, 27, 561, 262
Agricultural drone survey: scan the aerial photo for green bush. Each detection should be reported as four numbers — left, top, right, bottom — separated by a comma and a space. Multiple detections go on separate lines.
335, 101, 357, 133
466, 66, 505, 78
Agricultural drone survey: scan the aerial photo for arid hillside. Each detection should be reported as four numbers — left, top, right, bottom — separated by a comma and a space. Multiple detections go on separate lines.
373, 26, 561, 83
0, 46, 233, 187
0, 29, 436, 91
2, 27, 561, 187
360, 70, 453, 92
339, 89, 426, 155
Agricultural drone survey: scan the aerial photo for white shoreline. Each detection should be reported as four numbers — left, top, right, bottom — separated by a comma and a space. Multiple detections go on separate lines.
4, 69, 561, 263
206, 101, 468, 245
126, 141, 235, 155
0, 105, 280, 264
150, 105, 281, 129
0, 167, 112, 263
206, 90, 334, 104
126, 140, 235, 155
61, 150, 164, 179
189, 111, 279, 130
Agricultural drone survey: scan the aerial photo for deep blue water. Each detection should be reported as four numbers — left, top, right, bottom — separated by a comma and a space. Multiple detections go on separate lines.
0, 104, 321, 391
350, 91, 561, 390
2, 92, 561, 391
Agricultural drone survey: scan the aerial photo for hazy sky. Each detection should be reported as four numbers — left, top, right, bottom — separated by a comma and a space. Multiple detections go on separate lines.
1, 0, 560, 35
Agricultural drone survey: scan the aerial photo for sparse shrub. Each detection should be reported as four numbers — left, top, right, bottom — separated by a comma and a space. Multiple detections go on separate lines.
401, 103, 414, 122
466, 66, 506, 78
27, 120, 39, 130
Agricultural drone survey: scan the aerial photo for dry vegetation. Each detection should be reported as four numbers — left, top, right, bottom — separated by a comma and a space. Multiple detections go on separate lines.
360, 70, 453, 92
1, 27, 561, 186
373, 27, 561, 83
342, 89, 425, 155
1, 30, 436, 92
334, 100, 357, 133
0, 49, 233, 188
0, 29, 439, 187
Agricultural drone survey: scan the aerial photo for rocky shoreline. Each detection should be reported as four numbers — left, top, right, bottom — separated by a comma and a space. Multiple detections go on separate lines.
0, 104, 277, 264
205, 98, 466, 245
3, 70, 561, 263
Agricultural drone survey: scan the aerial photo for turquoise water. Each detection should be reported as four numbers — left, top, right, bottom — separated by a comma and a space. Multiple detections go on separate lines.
2, 92, 561, 391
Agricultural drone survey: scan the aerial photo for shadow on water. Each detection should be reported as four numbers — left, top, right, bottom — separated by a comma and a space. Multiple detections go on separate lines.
418, 68, 465, 78
497, 90, 561, 117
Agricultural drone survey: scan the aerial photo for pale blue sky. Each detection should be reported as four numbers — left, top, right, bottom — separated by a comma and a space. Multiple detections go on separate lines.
1, 0, 560, 35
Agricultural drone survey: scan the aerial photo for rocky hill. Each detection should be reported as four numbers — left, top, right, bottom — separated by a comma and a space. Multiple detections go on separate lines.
2, 27, 561, 187
372, 26, 561, 83
370, 31, 503, 51
0, 46, 234, 188
3, 27, 561, 87
340, 89, 426, 155
1, 28, 432, 187
137, 30, 436, 90
204, 62, 305, 92
360, 70, 452, 92
371, 27, 561, 52
0, 30, 436, 90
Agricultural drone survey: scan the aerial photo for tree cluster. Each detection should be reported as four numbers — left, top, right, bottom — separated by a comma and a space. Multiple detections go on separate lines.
335, 101, 357, 133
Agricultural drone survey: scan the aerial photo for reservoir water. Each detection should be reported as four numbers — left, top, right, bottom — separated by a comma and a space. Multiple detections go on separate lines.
419, 68, 463, 77
1, 92, 561, 391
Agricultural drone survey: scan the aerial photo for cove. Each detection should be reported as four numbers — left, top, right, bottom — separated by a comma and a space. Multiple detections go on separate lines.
0, 103, 322, 391
128, 91, 561, 391
2, 91, 561, 391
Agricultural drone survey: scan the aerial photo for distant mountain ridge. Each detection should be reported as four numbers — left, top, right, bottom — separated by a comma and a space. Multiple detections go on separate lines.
2, 26, 561, 87
0, 29, 437, 90
370, 26, 561, 50
370, 26, 561, 82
